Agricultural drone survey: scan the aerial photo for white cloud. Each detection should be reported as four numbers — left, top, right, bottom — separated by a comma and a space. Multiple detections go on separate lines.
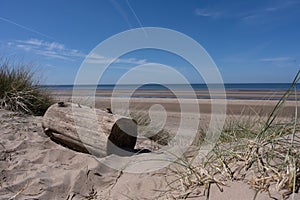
10, 39, 148, 65
13, 39, 85, 60
242, 0, 300, 22
117, 57, 147, 65
260, 57, 295, 62
22, 38, 43, 46
18, 39, 66, 51
265, 0, 300, 12
265, 7, 279, 12
86, 52, 147, 65
35, 49, 75, 61
16, 44, 32, 51
259, 57, 297, 68
194, 8, 222, 18
47, 42, 65, 51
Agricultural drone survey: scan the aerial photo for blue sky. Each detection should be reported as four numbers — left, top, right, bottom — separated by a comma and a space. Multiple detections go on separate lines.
0, 0, 300, 84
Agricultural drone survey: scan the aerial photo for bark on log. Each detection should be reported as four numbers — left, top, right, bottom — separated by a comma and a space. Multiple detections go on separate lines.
42, 102, 137, 157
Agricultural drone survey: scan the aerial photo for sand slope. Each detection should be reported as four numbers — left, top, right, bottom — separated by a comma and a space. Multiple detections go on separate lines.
0, 109, 299, 200
0, 110, 169, 200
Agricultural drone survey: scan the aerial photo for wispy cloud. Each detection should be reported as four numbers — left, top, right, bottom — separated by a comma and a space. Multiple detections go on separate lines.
117, 57, 147, 65
260, 57, 295, 62
195, 1, 299, 23
19, 39, 66, 51
259, 56, 297, 68
265, 7, 280, 12
16, 44, 32, 51
14, 39, 84, 61
9, 39, 148, 65
86, 53, 147, 65
241, 0, 300, 22
194, 8, 222, 18
265, 0, 300, 12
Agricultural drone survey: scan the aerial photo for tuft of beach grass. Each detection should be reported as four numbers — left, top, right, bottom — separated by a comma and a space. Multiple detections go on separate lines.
164, 71, 300, 199
0, 57, 53, 115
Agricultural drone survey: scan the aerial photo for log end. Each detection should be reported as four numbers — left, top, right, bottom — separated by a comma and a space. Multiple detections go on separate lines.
107, 118, 137, 156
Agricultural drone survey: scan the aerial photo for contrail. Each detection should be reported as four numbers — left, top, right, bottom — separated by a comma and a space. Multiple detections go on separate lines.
0, 16, 55, 40
109, 0, 132, 28
126, 0, 148, 37
109, 0, 147, 37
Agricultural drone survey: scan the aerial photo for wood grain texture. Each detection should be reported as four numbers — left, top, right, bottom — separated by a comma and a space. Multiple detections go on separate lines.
42, 102, 137, 157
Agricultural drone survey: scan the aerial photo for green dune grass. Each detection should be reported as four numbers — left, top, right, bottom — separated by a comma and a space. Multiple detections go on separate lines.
0, 58, 53, 115
168, 71, 300, 199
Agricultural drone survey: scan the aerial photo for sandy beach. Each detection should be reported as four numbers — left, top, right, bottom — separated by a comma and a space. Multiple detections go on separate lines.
1, 90, 299, 200
2, 0, 300, 198
53, 89, 299, 118
53, 89, 300, 101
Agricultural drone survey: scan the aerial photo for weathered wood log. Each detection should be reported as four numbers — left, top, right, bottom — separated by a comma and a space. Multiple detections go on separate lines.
42, 102, 137, 157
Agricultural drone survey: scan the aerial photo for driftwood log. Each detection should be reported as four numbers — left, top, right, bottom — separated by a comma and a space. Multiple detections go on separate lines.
42, 102, 137, 157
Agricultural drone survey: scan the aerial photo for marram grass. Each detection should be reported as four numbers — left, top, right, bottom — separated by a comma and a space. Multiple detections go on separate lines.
0, 58, 53, 115
164, 71, 300, 199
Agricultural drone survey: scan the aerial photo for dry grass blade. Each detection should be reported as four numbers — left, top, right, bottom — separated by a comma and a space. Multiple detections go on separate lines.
0, 57, 53, 115
257, 70, 300, 140
167, 71, 300, 199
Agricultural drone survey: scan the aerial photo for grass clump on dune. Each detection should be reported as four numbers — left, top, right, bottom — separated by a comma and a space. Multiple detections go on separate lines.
167, 71, 300, 199
0, 58, 53, 115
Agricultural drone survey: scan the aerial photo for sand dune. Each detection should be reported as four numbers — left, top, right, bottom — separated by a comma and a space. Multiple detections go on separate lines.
0, 96, 299, 199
